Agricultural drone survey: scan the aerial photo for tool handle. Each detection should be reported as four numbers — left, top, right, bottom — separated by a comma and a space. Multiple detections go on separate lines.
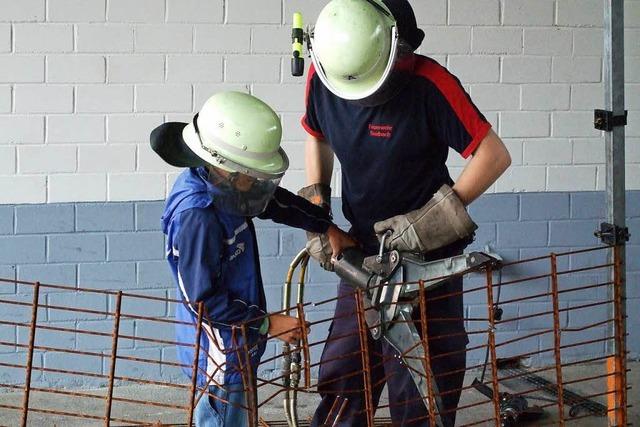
333, 247, 373, 289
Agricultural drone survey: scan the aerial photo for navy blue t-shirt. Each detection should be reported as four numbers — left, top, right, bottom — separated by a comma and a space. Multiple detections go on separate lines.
302, 55, 491, 244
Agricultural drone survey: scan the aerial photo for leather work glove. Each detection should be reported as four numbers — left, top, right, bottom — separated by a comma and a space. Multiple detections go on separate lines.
374, 184, 477, 254
298, 184, 334, 271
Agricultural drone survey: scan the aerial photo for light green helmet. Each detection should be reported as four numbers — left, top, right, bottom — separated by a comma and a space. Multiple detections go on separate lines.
310, 0, 399, 101
182, 91, 288, 180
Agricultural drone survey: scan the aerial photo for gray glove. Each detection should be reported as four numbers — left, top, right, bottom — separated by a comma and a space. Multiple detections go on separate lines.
374, 184, 477, 253
298, 184, 334, 271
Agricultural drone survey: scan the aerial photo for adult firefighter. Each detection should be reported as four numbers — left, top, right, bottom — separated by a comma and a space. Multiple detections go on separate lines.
297, 1, 512, 425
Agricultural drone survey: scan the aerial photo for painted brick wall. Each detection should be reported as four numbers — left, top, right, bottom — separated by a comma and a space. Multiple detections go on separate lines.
0, 0, 639, 204
0, 192, 638, 387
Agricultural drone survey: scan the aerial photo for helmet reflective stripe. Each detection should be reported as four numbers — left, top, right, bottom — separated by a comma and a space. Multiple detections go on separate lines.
309, 0, 400, 101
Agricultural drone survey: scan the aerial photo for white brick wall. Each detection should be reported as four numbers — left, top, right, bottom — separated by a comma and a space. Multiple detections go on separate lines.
14, 24, 73, 53
0, 86, 11, 113
0, 146, 16, 174
108, 55, 165, 83
135, 84, 192, 113
76, 24, 134, 53
14, 85, 73, 113
107, 114, 164, 142
166, 55, 223, 82
48, 173, 106, 202
502, 0, 555, 26
47, 115, 105, 143
0, 0, 46, 23
108, 173, 165, 201
0, 0, 638, 204
76, 85, 133, 113
107, 0, 165, 23
0, 56, 44, 82
47, 0, 106, 23
449, 0, 500, 26
523, 28, 572, 56
521, 84, 570, 110
0, 116, 45, 144
47, 55, 105, 83
18, 145, 76, 173
0, 24, 10, 53
448, 56, 500, 83
166, 0, 224, 23
472, 28, 522, 55
78, 145, 136, 173
195, 25, 251, 53
0, 175, 46, 203
135, 24, 193, 53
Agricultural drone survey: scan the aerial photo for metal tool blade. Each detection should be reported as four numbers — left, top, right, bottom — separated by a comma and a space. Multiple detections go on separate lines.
383, 307, 446, 427
402, 252, 499, 298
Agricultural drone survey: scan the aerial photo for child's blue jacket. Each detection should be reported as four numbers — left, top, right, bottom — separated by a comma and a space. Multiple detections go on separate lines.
161, 167, 331, 386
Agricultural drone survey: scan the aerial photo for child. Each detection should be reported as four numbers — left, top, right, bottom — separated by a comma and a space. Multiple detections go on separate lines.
151, 91, 354, 426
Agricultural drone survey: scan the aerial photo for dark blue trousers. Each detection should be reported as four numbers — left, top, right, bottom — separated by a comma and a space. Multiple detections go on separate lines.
311, 271, 468, 426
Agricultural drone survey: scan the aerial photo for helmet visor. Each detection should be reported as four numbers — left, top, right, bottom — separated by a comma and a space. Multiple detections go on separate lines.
207, 167, 280, 217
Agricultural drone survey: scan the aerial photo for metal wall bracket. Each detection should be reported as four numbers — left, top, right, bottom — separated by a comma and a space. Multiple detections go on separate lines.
594, 109, 628, 132
594, 222, 630, 245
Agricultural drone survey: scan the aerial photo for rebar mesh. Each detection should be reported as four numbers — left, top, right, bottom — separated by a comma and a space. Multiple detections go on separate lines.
0, 245, 629, 426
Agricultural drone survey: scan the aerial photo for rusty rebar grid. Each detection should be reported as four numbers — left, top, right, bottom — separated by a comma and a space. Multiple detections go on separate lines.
238, 324, 258, 427
417, 279, 440, 426
355, 288, 375, 427
611, 245, 628, 426
187, 301, 205, 427
20, 280, 40, 427
484, 267, 501, 427
0, 244, 629, 425
550, 254, 567, 426
104, 291, 123, 427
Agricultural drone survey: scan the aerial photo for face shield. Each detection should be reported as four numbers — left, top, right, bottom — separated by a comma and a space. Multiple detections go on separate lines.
206, 166, 280, 217
192, 114, 282, 217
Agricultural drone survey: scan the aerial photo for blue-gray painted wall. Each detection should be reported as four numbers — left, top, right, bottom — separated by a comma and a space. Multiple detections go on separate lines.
0, 192, 638, 388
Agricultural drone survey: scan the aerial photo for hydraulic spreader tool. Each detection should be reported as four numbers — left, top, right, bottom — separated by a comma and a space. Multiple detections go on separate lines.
281, 231, 502, 427
331, 233, 501, 427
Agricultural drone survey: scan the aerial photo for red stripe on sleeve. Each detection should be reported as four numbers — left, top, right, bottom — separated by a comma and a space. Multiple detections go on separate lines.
461, 124, 490, 158
301, 63, 325, 139
301, 115, 325, 139
305, 63, 316, 106
416, 58, 491, 158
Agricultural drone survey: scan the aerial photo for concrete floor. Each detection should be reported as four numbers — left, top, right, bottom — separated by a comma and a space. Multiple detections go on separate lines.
0, 362, 637, 426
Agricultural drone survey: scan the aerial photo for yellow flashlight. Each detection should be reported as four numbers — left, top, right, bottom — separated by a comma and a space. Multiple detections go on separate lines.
291, 12, 304, 77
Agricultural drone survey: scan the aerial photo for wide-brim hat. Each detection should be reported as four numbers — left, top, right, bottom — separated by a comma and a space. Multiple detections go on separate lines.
150, 121, 208, 168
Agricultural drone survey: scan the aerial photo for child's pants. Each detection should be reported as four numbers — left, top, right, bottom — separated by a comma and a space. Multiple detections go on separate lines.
195, 382, 255, 427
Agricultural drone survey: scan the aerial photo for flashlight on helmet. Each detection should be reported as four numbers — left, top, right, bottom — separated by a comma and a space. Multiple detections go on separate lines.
291, 12, 305, 77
